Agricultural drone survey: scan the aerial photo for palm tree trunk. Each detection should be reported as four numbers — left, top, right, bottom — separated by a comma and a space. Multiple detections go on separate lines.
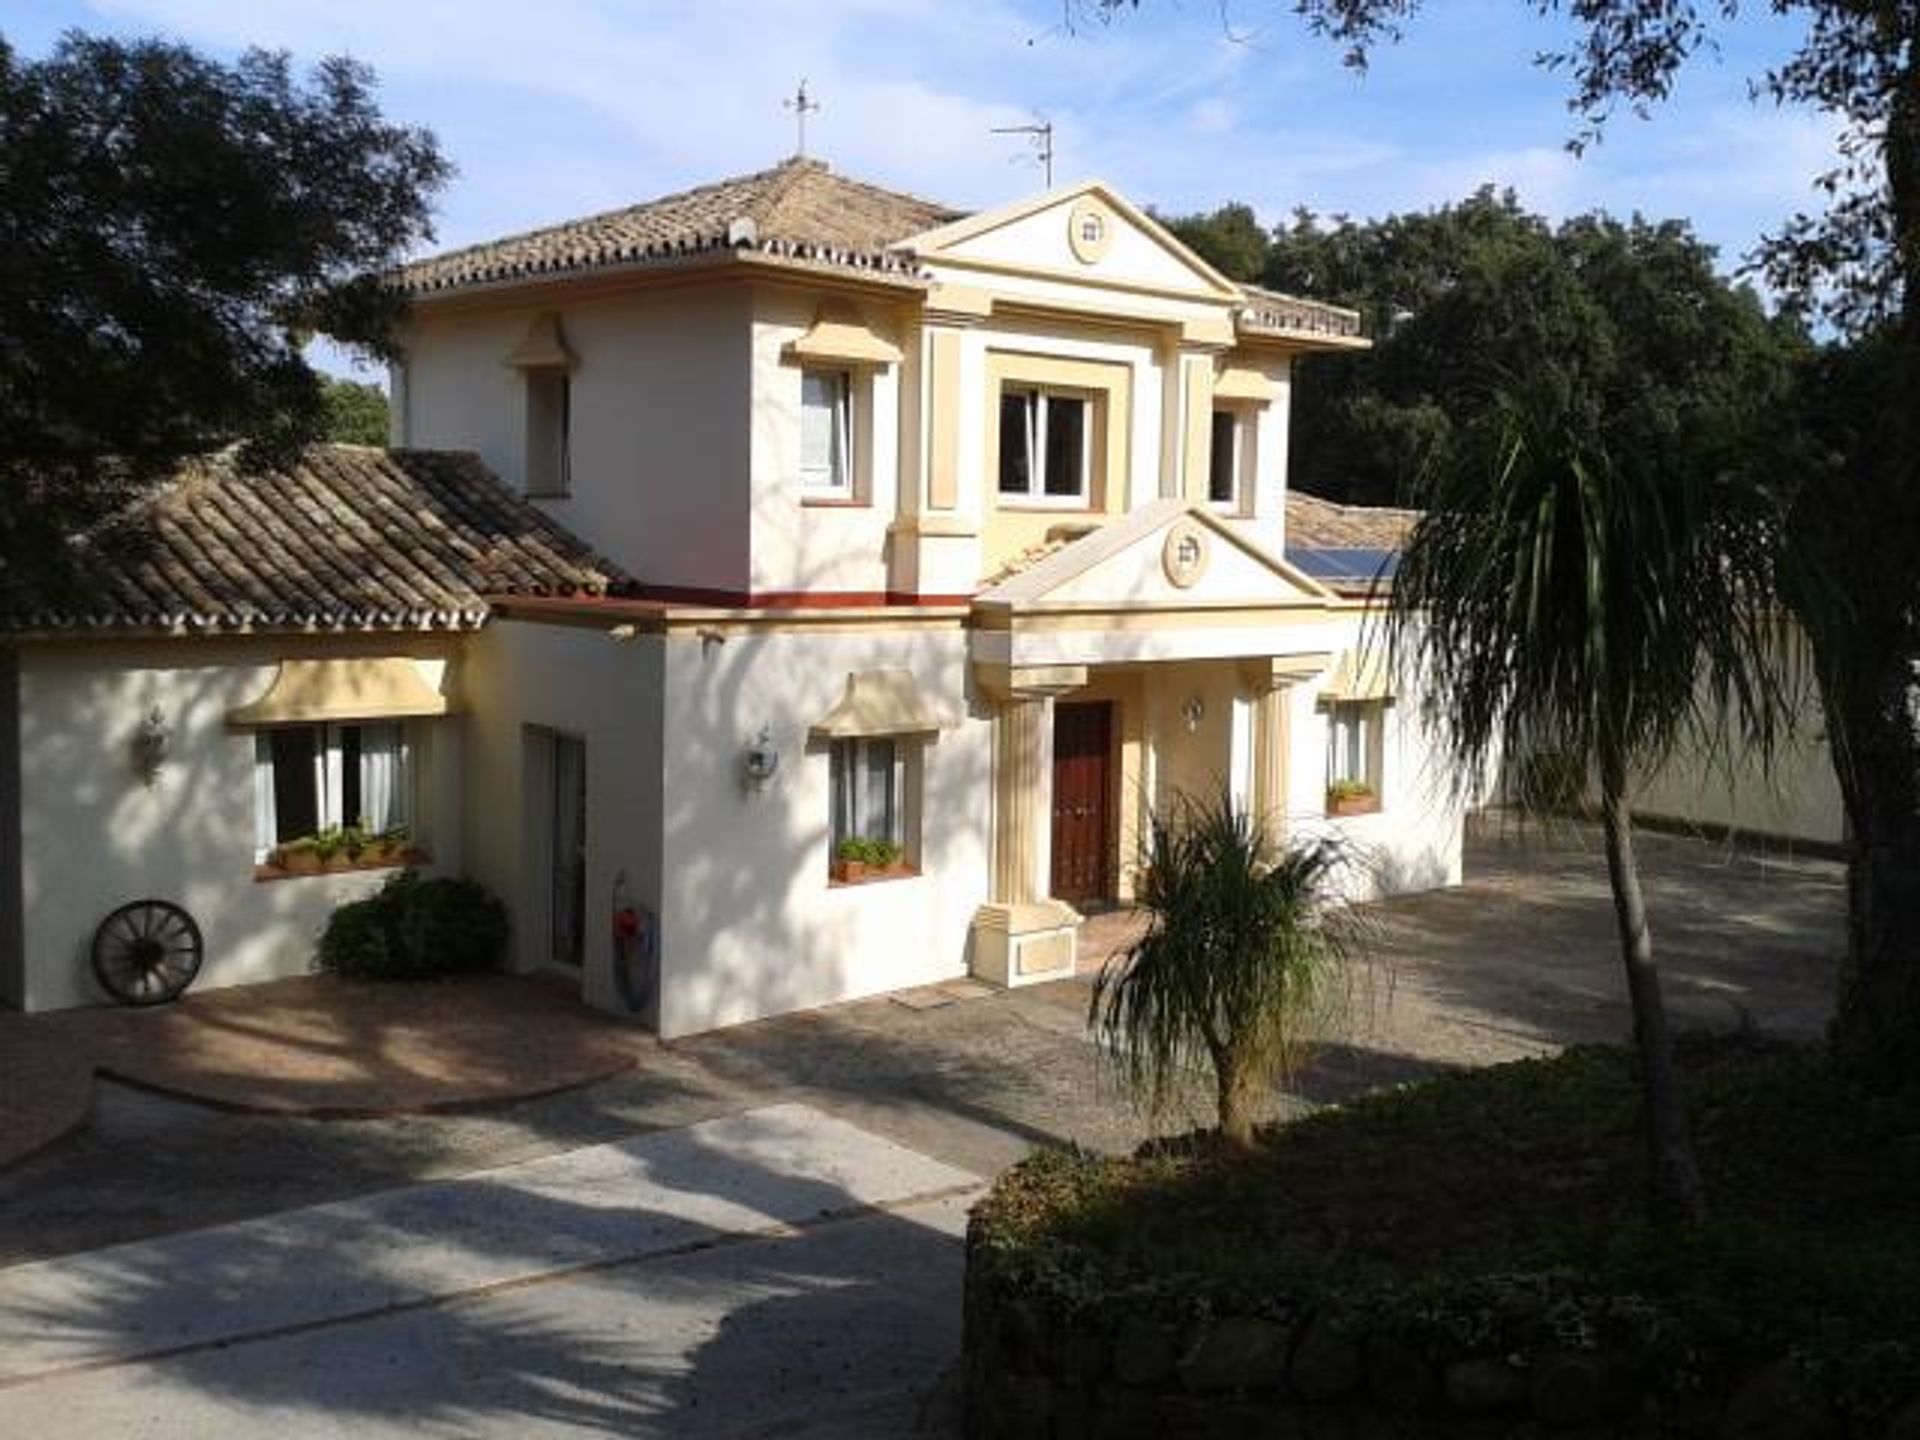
1208, 1036, 1259, 1150
1599, 758, 1707, 1226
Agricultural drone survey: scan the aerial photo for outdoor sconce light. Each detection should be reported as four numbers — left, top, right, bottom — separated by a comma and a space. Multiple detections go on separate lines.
1181, 695, 1206, 734
132, 706, 172, 786
743, 726, 780, 790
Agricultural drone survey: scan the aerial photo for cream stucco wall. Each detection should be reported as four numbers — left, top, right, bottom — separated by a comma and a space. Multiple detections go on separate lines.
401, 285, 753, 595
747, 288, 906, 597
457, 620, 666, 1020
12, 636, 464, 1011
656, 623, 989, 1037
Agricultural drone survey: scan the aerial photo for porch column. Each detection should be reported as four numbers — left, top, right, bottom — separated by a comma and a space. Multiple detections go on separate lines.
1244, 654, 1334, 846
971, 664, 1087, 988
992, 692, 1053, 904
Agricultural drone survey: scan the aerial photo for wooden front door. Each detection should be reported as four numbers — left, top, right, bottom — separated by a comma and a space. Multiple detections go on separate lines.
1051, 701, 1113, 904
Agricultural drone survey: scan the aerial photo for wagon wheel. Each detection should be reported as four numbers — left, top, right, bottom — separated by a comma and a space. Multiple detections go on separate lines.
91, 900, 203, 1006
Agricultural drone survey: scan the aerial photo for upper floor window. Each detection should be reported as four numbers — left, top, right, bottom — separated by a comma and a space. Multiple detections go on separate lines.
1205, 408, 1251, 514
999, 387, 1090, 506
800, 368, 853, 496
525, 369, 571, 498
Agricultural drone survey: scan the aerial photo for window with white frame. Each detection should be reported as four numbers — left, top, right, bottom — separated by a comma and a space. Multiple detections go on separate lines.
1325, 700, 1385, 807
525, 369, 571, 498
1209, 408, 1248, 510
254, 722, 412, 856
799, 368, 853, 495
998, 387, 1091, 504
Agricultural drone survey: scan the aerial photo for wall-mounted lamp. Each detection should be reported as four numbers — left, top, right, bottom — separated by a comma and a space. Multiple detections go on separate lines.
742, 726, 780, 790
1180, 695, 1206, 734
132, 706, 172, 786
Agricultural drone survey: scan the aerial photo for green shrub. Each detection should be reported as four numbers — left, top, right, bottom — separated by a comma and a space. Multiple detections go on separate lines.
397, 875, 509, 975
316, 894, 396, 978
314, 869, 507, 980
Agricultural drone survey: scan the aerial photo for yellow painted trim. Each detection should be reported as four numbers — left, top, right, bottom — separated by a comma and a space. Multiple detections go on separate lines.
503, 312, 575, 370
927, 328, 963, 510
228, 657, 450, 725
1212, 364, 1275, 405
924, 284, 995, 321
1181, 356, 1214, 504
981, 350, 1132, 576
782, 305, 902, 368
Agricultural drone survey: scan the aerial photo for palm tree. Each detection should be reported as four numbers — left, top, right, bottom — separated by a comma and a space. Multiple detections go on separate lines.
1089, 790, 1365, 1149
1383, 382, 1789, 1224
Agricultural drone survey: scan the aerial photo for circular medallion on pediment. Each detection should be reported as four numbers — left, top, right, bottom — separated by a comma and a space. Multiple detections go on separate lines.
1067, 197, 1114, 264
1163, 520, 1210, 589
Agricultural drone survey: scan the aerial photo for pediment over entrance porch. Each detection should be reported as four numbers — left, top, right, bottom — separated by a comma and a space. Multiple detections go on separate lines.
971, 500, 1340, 672
977, 499, 1333, 613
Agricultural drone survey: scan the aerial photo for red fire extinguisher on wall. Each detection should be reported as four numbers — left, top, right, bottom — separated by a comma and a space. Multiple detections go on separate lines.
611, 871, 658, 1022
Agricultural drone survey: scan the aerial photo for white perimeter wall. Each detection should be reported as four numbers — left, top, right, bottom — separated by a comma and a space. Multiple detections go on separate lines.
400, 285, 753, 595
657, 624, 988, 1037
458, 620, 666, 1019
13, 637, 464, 1011
1630, 715, 1845, 849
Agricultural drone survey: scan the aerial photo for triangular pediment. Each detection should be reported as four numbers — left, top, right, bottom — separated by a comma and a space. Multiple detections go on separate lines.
977, 501, 1335, 613
900, 181, 1242, 303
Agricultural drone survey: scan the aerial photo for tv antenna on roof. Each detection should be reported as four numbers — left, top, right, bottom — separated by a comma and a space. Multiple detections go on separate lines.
784, 79, 822, 157
991, 117, 1054, 188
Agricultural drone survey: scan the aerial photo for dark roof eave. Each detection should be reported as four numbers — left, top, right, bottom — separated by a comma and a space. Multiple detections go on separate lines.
396, 242, 936, 306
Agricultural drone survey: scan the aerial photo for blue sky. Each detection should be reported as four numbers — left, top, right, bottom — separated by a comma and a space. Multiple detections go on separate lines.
8, 1, 1832, 376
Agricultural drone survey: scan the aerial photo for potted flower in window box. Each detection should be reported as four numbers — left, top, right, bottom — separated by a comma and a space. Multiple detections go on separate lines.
1325, 779, 1380, 817
311, 826, 349, 867
266, 836, 324, 875
369, 825, 412, 864
832, 837, 912, 884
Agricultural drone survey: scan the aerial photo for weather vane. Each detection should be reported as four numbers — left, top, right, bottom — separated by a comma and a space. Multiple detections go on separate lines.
784, 80, 822, 157
991, 117, 1055, 188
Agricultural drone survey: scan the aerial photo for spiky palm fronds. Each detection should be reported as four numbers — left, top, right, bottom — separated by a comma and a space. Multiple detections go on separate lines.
1090, 790, 1367, 1148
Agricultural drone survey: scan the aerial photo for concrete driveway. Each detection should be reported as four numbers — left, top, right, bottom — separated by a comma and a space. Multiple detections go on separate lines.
0, 818, 1846, 1436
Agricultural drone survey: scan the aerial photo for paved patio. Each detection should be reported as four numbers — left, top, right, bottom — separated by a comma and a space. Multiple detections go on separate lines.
0, 818, 1846, 1268
0, 972, 645, 1168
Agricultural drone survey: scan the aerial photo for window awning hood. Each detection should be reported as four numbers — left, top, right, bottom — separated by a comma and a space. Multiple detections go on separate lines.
228, 658, 452, 726
782, 307, 902, 369
809, 669, 948, 740
1322, 648, 1394, 702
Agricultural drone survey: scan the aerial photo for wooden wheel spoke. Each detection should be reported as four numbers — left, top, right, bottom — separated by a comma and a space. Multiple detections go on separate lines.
93, 900, 202, 1006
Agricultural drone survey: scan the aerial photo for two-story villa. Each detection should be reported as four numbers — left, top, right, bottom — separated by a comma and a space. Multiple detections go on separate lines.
0, 158, 1463, 1034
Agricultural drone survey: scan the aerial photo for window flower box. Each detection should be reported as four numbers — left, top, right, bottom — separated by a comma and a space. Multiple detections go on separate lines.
830, 837, 915, 886
259, 827, 424, 882
1325, 782, 1381, 818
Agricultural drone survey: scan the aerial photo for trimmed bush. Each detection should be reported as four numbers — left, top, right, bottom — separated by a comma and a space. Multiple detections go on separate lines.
315, 869, 508, 980
964, 1040, 1920, 1435
315, 894, 395, 977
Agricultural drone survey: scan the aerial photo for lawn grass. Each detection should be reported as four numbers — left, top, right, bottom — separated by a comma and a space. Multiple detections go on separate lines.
974, 1037, 1920, 1416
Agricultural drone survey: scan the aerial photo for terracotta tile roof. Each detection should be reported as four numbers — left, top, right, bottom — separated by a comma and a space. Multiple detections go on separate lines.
4, 446, 631, 633
398, 157, 963, 296
1284, 490, 1419, 550
1236, 283, 1366, 343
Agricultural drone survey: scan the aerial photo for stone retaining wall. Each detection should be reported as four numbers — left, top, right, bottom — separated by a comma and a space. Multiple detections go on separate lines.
963, 1238, 1920, 1438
